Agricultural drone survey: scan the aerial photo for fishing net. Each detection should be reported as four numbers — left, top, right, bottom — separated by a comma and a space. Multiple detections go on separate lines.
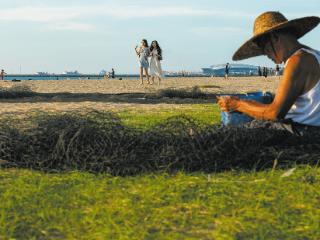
0, 112, 319, 176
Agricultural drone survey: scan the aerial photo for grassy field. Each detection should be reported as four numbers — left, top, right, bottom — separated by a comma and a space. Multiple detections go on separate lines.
0, 104, 319, 239
117, 104, 221, 129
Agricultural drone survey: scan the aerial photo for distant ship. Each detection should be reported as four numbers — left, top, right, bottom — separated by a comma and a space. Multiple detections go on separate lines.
62, 70, 80, 75
36, 72, 52, 76
202, 64, 258, 76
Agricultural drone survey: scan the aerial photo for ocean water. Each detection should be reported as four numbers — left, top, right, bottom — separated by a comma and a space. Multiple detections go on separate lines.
4, 75, 140, 81
3, 74, 208, 81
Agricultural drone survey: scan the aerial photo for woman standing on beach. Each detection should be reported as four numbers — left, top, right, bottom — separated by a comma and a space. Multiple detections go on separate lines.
149, 40, 163, 85
135, 39, 150, 85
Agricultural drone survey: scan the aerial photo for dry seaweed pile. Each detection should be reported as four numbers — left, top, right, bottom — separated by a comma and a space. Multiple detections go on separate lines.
156, 86, 209, 99
0, 85, 35, 99
0, 112, 319, 176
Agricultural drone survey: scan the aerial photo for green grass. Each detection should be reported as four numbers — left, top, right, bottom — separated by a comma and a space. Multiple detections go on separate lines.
0, 104, 319, 239
0, 167, 319, 239
118, 104, 220, 129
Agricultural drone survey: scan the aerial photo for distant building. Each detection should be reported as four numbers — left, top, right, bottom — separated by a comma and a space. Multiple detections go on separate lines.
202, 64, 260, 76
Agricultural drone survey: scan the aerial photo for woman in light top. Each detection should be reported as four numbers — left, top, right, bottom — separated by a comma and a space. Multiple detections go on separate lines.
149, 40, 163, 85
135, 39, 150, 85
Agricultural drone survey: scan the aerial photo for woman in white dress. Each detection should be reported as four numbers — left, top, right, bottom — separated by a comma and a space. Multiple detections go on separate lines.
149, 40, 163, 85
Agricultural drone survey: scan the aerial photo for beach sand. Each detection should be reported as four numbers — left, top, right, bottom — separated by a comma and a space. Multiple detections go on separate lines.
0, 76, 279, 116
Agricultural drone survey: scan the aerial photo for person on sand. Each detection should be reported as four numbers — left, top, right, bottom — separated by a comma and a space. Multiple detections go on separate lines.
149, 40, 163, 85
1, 69, 6, 80
135, 39, 150, 85
217, 11, 320, 136
275, 64, 280, 76
225, 63, 230, 79
111, 68, 115, 79
258, 66, 262, 77
263, 67, 268, 78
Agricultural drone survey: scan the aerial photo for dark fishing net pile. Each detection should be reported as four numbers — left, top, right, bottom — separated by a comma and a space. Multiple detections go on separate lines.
0, 112, 319, 176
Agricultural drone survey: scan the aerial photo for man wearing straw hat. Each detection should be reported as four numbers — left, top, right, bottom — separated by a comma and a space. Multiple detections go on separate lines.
217, 11, 320, 135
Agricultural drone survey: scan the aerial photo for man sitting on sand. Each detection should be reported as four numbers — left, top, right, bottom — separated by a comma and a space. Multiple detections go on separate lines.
217, 11, 320, 136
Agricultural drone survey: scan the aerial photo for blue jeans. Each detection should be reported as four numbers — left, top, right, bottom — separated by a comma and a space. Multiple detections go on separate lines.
245, 119, 319, 136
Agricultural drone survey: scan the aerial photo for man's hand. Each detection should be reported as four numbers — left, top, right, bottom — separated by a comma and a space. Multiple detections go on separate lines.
217, 96, 240, 112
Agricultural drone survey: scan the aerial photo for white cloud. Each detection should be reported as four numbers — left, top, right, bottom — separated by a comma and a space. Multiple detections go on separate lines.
0, 7, 78, 22
48, 22, 96, 31
286, 12, 320, 19
0, 6, 92, 32
0, 4, 254, 32
94, 6, 213, 18
191, 26, 248, 36
0, 5, 252, 21
0, 3, 317, 25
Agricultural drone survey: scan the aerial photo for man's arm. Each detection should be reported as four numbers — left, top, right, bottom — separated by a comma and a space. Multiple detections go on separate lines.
218, 52, 313, 121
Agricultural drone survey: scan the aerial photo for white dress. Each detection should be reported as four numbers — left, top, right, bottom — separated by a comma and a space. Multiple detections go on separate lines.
149, 49, 163, 78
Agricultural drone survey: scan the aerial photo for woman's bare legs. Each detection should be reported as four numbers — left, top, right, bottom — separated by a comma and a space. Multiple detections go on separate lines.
140, 67, 144, 85
144, 68, 150, 84
158, 76, 161, 86
150, 76, 155, 85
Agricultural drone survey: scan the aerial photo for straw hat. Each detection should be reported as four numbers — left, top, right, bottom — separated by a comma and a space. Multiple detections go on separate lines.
233, 12, 320, 61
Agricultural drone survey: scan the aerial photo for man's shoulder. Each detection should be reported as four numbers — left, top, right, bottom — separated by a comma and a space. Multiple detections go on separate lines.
294, 49, 318, 63
285, 49, 320, 84
288, 50, 318, 69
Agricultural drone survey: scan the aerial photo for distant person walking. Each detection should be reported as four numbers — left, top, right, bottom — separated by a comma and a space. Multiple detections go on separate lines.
275, 64, 280, 77
263, 67, 268, 78
1, 69, 6, 80
135, 39, 150, 85
225, 63, 230, 79
149, 40, 163, 85
111, 68, 115, 79
258, 66, 262, 76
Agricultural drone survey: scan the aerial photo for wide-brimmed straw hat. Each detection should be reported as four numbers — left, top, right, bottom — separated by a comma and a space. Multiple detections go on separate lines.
233, 11, 320, 61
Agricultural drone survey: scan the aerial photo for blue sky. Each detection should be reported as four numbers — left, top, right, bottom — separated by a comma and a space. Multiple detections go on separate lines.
1, 0, 319, 74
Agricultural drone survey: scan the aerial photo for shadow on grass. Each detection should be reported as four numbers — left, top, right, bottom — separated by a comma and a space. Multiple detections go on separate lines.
0, 86, 217, 104
199, 85, 221, 89
0, 112, 319, 176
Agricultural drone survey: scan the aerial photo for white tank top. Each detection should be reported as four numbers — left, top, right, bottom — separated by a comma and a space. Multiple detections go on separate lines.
285, 48, 320, 126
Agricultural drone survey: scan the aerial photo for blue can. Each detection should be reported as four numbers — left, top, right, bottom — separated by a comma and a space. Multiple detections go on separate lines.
220, 92, 273, 126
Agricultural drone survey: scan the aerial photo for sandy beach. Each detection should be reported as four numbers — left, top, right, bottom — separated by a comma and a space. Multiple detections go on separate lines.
0, 76, 280, 116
